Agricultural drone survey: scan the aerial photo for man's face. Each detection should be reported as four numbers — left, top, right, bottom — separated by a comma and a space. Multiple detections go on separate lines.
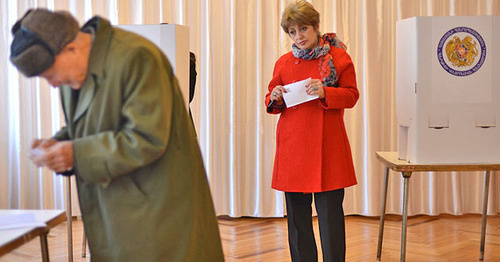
40, 44, 86, 90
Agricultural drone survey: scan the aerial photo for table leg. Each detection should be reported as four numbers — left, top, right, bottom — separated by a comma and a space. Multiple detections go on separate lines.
40, 232, 49, 262
377, 166, 390, 262
400, 171, 412, 262
479, 171, 491, 261
82, 229, 87, 257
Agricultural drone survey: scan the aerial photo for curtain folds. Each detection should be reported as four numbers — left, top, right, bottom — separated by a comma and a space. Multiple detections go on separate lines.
0, 0, 499, 217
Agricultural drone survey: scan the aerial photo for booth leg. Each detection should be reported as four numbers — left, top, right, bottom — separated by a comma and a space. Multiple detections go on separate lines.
66, 177, 73, 262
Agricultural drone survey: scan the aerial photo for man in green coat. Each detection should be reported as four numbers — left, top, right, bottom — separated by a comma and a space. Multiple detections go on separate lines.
10, 9, 224, 261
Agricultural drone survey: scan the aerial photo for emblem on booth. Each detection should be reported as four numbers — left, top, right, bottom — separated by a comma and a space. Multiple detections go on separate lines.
437, 26, 486, 76
445, 36, 477, 67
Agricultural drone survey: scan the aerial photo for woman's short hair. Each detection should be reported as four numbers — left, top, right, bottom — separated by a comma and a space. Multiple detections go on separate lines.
281, 1, 320, 34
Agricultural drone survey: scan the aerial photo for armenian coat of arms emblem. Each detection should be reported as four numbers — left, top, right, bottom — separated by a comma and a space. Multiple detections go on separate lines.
445, 36, 477, 67
437, 27, 486, 76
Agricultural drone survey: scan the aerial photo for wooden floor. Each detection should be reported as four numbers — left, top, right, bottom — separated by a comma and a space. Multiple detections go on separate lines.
1, 214, 499, 261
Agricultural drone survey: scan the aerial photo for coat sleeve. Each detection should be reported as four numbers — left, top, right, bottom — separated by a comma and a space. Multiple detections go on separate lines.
53, 127, 70, 141
265, 57, 286, 114
72, 47, 174, 186
321, 49, 359, 109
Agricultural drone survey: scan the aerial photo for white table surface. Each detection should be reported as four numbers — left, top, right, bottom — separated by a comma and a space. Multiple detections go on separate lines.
0, 209, 66, 256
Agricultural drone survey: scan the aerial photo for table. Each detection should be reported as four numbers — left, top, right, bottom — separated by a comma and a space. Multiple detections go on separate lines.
375, 151, 500, 262
0, 209, 66, 261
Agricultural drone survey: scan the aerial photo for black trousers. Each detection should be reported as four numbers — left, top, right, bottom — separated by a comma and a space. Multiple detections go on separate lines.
285, 189, 345, 262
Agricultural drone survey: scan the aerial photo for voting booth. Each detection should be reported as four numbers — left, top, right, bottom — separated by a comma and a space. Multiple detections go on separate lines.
396, 16, 500, 164
117, 24, 190, 111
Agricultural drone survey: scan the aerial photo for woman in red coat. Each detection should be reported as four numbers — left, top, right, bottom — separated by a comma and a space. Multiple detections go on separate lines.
265, 1, 359, 261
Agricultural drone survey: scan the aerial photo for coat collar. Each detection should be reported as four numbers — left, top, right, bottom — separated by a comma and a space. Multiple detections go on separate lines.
82, 16, 113, 80
72, 17, 113, 123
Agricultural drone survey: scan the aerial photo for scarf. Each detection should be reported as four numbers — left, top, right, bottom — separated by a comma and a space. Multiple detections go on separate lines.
292, 33, 346, 87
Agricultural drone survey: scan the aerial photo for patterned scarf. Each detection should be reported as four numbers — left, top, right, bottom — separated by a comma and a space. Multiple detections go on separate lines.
292, 33, 346, 87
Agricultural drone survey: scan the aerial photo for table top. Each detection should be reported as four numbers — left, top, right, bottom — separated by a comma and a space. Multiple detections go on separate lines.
0, 209, 66, 257
376, 151, 500, 172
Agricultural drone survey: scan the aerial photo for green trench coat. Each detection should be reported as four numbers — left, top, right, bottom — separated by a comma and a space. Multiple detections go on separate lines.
53, 17, 224, 261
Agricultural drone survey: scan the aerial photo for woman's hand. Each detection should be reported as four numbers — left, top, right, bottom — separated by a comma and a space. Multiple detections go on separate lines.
270, 85, 287, 104
306, 79, 325, 99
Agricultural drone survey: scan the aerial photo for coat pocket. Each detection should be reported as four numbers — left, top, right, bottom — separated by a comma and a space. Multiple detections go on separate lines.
111, 174, 148, 206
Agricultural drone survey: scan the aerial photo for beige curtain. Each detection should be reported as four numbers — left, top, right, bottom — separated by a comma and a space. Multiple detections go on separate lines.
0, 0, 499, 217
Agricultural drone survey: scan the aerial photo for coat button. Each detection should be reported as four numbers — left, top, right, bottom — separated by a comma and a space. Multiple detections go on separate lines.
293, 106, 298, 110
295, 60, 300, 64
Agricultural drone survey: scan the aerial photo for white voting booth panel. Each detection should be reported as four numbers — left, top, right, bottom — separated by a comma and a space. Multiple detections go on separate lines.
396, 16, 500, 164
117, 24, 190, 111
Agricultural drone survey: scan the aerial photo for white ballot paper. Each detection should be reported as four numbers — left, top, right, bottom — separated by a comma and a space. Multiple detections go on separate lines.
282, 78, 318, 107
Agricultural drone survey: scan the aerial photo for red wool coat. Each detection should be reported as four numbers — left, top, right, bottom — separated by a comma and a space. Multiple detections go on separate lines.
266, 47, 359, 193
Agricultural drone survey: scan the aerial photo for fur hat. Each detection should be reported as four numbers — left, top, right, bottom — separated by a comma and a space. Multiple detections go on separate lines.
10, 8, 79, 77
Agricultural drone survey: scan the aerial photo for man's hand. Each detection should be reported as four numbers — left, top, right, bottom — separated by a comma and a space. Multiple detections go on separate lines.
31, 138, 57, 150
30, 139, 74, 174
30, 138, 58, 167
